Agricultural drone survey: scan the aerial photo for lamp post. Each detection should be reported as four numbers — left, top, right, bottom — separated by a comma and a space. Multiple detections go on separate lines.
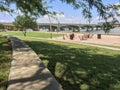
53, 12, 63, 33
54, 15, 60, 33
48, 14, 52, 39
55, 13, 64, 39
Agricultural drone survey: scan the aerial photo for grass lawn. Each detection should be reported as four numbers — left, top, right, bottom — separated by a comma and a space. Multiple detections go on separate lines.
0, 31, 62, 38
83, 42, 120, 49
0, 36, 12, 90
21, 37, 120, 90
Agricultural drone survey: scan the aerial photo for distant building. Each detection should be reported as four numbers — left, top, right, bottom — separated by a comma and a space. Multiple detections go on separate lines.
0, 22, 14, 31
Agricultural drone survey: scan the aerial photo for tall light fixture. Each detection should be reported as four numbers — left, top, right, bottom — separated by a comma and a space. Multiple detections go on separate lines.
48, 14, 53, 39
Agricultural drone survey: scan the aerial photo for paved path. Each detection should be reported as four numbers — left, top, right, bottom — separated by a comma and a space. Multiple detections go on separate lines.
7, 37, 62, 90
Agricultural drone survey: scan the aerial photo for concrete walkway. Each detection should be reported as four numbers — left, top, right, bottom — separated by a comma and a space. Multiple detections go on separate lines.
7, 37, 62, 90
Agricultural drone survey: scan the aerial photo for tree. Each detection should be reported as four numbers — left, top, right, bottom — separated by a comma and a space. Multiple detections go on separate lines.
59, 0, 106, 17
0, 23, 4, 31
0, 0, 48, 16
102, 22, 113, 34
0, 0, 106, 17
101, 3, 120, 34
13, 15, 37, 36
0, 23, 4, 29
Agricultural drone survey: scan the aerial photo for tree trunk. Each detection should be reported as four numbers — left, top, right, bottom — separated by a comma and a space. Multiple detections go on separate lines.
23, 28, 27, 37
24, 29, 27, 37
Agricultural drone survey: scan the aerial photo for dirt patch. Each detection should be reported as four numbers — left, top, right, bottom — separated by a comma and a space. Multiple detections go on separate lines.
53, 33, 120, 46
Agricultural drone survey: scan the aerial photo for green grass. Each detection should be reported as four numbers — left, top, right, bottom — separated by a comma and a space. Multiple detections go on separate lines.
96, 44, 120, 49
0, 31, 62, 38
83, 42, 120, 49
21, 37, 120, 90
0, 36, 12, 90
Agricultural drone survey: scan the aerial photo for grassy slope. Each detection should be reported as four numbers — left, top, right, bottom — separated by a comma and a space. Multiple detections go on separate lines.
0, 36, 12, 90
22, 37, 120, 90
0, 31, 62, 38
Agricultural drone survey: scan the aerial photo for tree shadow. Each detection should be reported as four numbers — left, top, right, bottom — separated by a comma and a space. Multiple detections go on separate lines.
7, 37, 62, 90
7, 62, 61, 90
0, 36, 12, 90
24, 40, 120, 90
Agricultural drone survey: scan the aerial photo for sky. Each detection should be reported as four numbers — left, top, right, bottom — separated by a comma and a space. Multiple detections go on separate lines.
0, 0, 120, 24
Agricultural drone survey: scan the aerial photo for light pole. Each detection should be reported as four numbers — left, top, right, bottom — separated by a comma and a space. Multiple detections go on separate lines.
48, 14, 52, 39
56, 12, 64, 39
54, 12, 63, 33
54, 15, 60, 33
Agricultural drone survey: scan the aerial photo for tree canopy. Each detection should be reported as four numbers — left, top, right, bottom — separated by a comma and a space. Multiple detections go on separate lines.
13, 15, 37, 30
0, 0, 106, 17
0, 0, 48, 16
13, 15, 37, 36
0, 23, 4, 29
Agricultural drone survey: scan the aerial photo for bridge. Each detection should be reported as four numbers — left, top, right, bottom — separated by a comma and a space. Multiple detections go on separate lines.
37, 23, 103, 32
0, 22, 120, 31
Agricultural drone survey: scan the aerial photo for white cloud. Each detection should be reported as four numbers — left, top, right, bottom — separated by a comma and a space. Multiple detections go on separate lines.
1, 9, 22, 15
55, 13, 65, 18
2, 11, 9, 15
38, 13, 120, 24
37, 14, 88, 24
0, 19, 11, 22
43, 15, 49, 18
43, 13, 65, 18
14, 9, 22, 14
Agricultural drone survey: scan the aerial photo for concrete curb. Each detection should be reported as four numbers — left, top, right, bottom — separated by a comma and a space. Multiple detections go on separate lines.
7, 37, 62, 90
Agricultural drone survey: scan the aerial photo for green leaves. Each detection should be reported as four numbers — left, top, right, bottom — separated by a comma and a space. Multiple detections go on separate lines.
103, 22, 113, 34
101, 3, 120, 34
13, 15, 37, 31
13, 15, 37, 36
0, 24, 4, 29
0, 0, 118, 22
0, 0, 48, 16
93, 0, 106, 17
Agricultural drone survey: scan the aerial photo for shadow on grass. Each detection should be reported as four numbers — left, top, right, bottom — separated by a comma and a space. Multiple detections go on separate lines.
0, 37, 12, 90
25, 40, 120, 90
